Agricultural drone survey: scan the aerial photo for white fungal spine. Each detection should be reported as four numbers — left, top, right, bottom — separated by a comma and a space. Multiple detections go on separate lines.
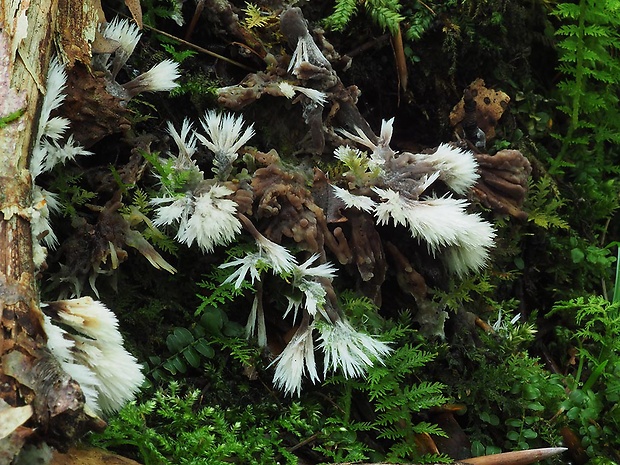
42, 297, 145, 415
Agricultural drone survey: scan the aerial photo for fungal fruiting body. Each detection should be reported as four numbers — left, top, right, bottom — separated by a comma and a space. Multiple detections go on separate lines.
42, 297, 144, 415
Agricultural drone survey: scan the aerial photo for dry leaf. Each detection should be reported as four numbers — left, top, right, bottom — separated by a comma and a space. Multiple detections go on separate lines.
0, 402, 33, 440
125, 0, 143, 29
50, 446, 143, 465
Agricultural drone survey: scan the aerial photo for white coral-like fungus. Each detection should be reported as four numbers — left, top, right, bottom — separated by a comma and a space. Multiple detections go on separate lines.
33, 136, 92, 178
151, 194, 192, 228
220, 252, 263, 289
36, 57, 69, 140
332, 185, 376, 212
278, 82, 327, 105
270, 324, 319, 396
151, 184, 241, 252
42, 313, 101, 410
122, 59, 180, 97
219, 236, 297, 345
338, 125, 377, 153
42, 297, 145, 415
32, 186, 61, 268
278, 81, 296, 98
31, 58, 92, 180
103, 17, 141, 78
377, 117, 395, 149
255, 234, 297, 274
289, 255, 337, 320
219, 237, 303, 289
180, 187, 241, 251
245, 294, 267, 347
295, 86, 327, 104
442, 216, 497, 276
30, 57, 92, 268
372, 189, 495, 272
30, 187, 59, 249
297, 279, 329, 319
152, 184, 241, 253
295, 254, 337, 280
417, 144, 479, 195
490, 310, 522, 332
318, 319, 391, 378
43, 116, 70, 142
288, 33, 331, 77
167, 118, 198, 167
195, 110, 254, 179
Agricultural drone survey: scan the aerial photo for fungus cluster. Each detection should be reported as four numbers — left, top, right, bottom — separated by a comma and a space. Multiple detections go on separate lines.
143, 100, 496, 394
28, 17, 182, 416
32, 9, 532, 399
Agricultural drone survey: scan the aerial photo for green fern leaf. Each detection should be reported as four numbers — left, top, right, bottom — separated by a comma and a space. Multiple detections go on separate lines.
324, 0, 359, 31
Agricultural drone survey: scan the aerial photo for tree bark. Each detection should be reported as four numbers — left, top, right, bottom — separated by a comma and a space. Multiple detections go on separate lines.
0, 0, 101, 458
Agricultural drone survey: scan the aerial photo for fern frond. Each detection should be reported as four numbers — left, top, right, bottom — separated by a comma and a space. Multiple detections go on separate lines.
242, 3, 272, 29
411, 421, 447, 437
526, 176, 569, 230
324, 0, 359, 31
365, 3, 404, 35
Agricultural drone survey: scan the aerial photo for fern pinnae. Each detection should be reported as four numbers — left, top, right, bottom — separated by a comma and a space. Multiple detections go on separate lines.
366, 3, 404, 35
324, 0, 359, 31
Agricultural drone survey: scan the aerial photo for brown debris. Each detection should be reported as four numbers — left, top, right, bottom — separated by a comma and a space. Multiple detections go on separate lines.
218, 8, 375, 155
124, 0, 143, 29
85, 138, 151, 196
53, 195, 174, 297
348, 212, 385, 282
329, 226, 353, 266
450, 78, 510, 142
252, 156, 324, 254
345, 212, 386, 304
59, 63, 131, 148
319, 447, 568, 464
2, 349, 104, 450
560, 425, 590, 465
430, 405, 471, 460
204, 0, 267, 60
462, 447, 568, 465
385, 242, 426, 299
250, 152, 352, 266
50, 445, 142, 465
217, 71, 284, 110
473, 149, 532, 220
230, 183, 255, 216
311, 168, 348, 225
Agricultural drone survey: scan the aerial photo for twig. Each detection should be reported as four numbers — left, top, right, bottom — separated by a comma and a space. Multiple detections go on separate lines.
184, 0, 205, 41
288, 432, 319, 452
345, 34, 390, 58
143, 24, 255, 71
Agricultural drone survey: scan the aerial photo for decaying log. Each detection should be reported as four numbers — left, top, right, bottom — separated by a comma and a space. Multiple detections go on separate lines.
0, 0, 103, 459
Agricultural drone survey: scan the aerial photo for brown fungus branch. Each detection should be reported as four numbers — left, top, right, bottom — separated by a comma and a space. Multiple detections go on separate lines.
473, 149, 532, 220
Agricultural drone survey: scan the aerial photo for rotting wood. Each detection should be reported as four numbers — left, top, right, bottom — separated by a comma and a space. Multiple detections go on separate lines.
0, 0, 103, 459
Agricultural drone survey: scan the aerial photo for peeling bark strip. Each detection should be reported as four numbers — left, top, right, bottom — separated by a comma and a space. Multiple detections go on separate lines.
0, 0, 101, 457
